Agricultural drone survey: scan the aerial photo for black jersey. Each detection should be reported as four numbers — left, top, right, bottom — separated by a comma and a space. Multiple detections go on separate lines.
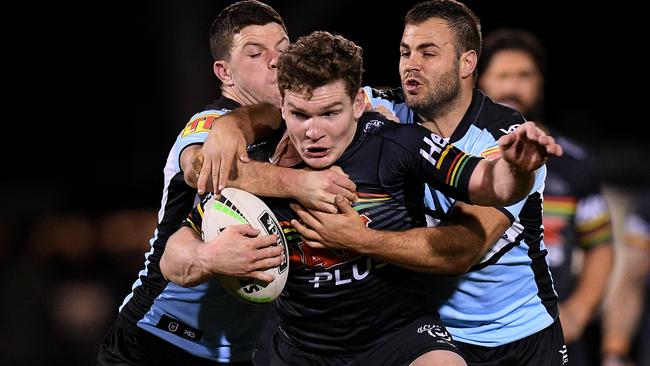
272, 112, 481, 355
184, 112, 481, 356
542, 132, 612, 300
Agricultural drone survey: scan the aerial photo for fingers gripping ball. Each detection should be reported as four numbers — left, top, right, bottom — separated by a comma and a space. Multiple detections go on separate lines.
202, 188, 289, 304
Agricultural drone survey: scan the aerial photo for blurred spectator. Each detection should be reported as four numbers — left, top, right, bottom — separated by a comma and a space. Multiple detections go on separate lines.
602, 191, 650, 366
0, 211, 154, 365
478, 28, 615, 365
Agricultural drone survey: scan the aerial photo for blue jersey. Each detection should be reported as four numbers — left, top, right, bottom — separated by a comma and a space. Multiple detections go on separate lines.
365, 87, 559, 347
117, 97, 273, 362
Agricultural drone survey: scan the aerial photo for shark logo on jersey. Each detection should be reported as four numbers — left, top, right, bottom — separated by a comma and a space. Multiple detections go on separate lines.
499, 123, 521, 135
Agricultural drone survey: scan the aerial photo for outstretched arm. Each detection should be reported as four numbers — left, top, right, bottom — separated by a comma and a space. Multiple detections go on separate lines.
468, 121, 562, 206
291, 197, 510, 274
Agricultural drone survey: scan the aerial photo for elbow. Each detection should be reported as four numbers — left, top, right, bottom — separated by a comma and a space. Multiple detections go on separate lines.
159, 253, 195, 287
437, 252, 480, 275
159, 254, 174, 282
420, 257, 473, 275
440, 260, 473, 275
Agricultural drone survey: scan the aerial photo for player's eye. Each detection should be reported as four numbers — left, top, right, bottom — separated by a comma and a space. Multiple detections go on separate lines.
291, 111, 308, 120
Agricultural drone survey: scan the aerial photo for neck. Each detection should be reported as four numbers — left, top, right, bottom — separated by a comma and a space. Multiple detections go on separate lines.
221, 86, 257, 107
419, 85, 474, 138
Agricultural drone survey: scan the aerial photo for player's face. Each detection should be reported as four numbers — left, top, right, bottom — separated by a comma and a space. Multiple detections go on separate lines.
282, 80, 365, 169
479, 50, 543, 115
399, 18, 461, 116
220, 23, 289, 107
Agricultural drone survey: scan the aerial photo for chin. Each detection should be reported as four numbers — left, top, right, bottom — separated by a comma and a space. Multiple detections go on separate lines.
304, 157, 335, 170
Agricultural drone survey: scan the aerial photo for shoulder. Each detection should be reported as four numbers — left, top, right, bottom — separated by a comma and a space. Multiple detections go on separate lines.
363, 86, 405, 104
474, 93, 528, 139
360, 111, 430, 142
180, 108, 231, 139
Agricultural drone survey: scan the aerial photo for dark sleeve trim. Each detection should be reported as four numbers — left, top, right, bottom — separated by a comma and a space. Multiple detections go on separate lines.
497, 206, 516, 224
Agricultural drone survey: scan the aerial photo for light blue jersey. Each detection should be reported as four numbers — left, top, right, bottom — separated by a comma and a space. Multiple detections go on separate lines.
118, 98, 272, 362
364, 87, 558, 347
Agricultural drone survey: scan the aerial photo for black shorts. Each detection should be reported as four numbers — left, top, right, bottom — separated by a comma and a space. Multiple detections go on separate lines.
97, 315, 252, 366
455, 319, 567, 366
269, 314, 460, 366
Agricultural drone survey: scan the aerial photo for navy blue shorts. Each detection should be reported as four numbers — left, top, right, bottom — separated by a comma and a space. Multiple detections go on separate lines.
455, 319, 567, 366
267, 313, 460, 366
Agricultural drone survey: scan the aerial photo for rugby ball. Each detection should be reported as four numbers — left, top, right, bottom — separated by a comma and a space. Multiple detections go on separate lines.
201, 187, 289, 304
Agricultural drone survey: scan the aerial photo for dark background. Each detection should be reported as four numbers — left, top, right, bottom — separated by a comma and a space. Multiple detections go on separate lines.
0, 1, 647, 364
8, 0, 647, 218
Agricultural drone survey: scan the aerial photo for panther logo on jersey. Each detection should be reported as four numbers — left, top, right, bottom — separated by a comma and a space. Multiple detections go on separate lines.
290, 244, 362, 270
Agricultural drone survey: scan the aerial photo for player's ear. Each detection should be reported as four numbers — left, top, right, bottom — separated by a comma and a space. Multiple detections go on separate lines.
352, 88, 365, 119
459, 50, 477, 79
214, 60, 234, 86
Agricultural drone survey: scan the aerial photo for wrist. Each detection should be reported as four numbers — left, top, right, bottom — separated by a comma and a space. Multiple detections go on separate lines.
193, 243, 214, 281
353, 227, 381, 255
278, 168, 302, 199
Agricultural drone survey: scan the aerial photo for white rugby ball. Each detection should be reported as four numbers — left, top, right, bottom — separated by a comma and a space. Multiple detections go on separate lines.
201, 187, 289, 304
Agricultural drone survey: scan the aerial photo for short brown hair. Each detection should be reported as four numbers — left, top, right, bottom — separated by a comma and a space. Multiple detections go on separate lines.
209, 0, 286, 62
405, 0, 482, 59
278, 31, 363, 100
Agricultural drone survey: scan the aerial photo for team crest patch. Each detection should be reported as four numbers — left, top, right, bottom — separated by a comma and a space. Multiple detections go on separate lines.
181, 112, 223, 137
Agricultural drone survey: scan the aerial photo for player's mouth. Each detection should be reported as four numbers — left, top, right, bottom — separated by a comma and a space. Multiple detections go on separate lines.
404, 78, 422, 93
304, 146, 330, 158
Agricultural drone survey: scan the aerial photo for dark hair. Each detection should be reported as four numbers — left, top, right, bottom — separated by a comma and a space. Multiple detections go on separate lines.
209, 0, 287, 62
478, 28, 546, 76
405, 0, 482, 58
278, 31, 363, 100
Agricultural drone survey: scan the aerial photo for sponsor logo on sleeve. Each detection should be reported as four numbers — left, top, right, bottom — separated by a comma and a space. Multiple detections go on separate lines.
181, 112, 223, 137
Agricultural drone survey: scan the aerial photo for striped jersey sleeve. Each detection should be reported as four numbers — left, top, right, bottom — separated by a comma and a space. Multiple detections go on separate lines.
173, 109, 231, 171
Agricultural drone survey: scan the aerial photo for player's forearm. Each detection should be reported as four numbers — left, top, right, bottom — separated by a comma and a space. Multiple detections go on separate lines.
470, 158, 534, 206
160, 227, 210, 287
564, 244, 613, 319
602, 278, 645, 356
351, 204, 507, 274
602, 246, 649, 356
227, 160, 301, 199
356, 226, 484, 274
